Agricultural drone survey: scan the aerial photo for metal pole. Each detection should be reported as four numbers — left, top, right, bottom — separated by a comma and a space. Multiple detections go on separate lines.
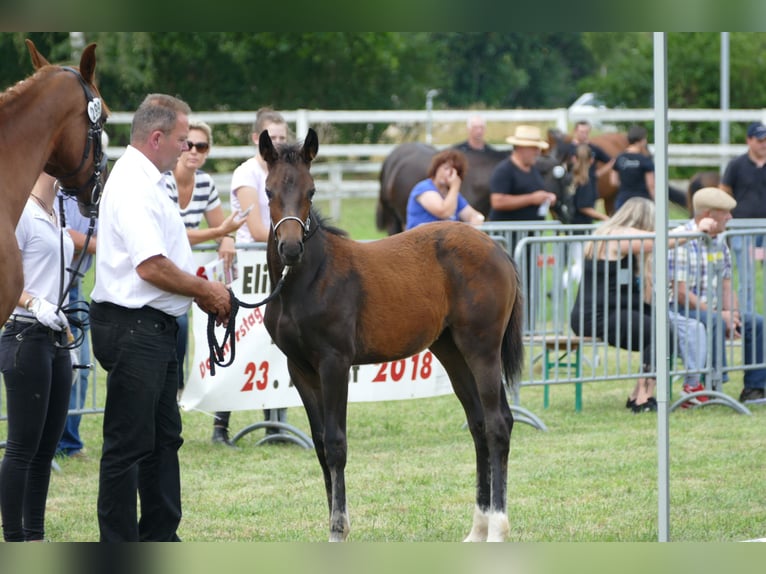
425, 89, 439, 145
653, 32, 671, 543
720, 32, 730, 173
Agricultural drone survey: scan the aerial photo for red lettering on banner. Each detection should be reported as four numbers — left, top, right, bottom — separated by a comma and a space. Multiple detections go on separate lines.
241, 361, 270, 392
371, 351, 434, 383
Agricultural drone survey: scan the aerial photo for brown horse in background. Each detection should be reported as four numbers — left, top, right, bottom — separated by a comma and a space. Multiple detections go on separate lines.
0, 39, 109, 326
262, 128, 524, 541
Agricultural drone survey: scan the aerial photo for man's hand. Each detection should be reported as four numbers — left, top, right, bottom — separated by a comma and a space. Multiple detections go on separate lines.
195, 281, 232, 327
723, 309, 742, 339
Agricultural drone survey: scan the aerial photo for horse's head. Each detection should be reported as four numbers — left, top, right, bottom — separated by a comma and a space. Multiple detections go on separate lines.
260, 127, 319, 267
26, 39, 109, 218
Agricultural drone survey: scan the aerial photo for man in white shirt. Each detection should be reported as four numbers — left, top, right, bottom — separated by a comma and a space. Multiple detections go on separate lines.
90, 94, 231, 542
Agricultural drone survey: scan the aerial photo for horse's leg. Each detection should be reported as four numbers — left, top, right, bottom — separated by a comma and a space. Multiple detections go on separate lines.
430, 334, 492, 542
287, 363, 333, 511
447, 330, 513, 542
317, 357, 351, 542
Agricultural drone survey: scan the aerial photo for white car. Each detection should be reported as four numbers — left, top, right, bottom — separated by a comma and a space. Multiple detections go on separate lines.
568, 92, 611, 129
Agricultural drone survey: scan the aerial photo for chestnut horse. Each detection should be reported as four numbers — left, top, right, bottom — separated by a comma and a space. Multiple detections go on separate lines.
0, 39, 109, 326
376, 142, 569, 235
262, 128, 524, 541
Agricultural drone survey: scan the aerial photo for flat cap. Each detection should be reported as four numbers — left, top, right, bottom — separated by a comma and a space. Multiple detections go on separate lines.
693, 186, 737, 212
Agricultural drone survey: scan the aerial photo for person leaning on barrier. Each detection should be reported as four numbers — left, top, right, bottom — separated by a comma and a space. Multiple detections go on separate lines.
89, 93, 232, 542
405, 148, 485, 230
569, 197, 713, 413
720, 121, 766, 314
668, 186, 766, 405
0, 172, 74, 541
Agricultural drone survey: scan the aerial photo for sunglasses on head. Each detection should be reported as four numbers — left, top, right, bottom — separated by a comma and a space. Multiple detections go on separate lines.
185, 141, 210, 152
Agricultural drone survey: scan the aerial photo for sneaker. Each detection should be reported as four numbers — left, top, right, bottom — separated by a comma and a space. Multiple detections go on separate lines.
211, 427, 238, 448
739, 387, 766, 404
682, 382, 710, 406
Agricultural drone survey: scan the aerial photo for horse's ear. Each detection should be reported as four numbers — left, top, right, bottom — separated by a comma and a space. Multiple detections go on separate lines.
25, 39, 50, 70
79, 43, 97, 84
301, 128, 319, 164
259, 130, 279, 166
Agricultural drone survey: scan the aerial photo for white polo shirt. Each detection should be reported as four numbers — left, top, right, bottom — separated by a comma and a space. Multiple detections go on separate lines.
91, 145, 194, 317
14, 199, 74, 317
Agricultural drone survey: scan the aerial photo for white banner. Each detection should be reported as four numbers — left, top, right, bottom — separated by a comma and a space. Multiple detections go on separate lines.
179, 248, 451, 413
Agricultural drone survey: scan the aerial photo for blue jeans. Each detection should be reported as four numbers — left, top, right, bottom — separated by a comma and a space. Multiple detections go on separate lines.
688, 308, 766, 390
730, 234, 765, 314
668, 311, 707, 386
57, 281, 90, 455
90, 301, 183, 542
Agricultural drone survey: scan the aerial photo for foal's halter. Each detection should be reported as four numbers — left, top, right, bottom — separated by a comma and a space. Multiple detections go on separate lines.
54, 66, 108, 215
272, 214, 312, 240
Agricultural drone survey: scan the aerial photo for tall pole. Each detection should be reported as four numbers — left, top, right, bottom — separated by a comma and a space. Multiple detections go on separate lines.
425, 89, 439, 145
653, 32, 671, 543
720, 32, 730, 173
69, 32, 85, 60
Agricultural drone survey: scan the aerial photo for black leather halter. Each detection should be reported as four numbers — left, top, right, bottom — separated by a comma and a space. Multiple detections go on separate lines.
54, 66, 107, 216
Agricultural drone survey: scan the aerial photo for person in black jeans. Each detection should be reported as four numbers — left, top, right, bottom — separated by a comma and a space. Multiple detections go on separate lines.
89, 94, 231, 541
0, 172, 73, 541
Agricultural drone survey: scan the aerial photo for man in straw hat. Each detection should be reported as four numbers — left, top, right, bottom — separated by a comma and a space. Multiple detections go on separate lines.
488, 124, 557, 224
668, 186, 766, 404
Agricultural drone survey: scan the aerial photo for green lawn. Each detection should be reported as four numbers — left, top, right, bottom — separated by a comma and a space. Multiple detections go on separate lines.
6, 197, 766, 543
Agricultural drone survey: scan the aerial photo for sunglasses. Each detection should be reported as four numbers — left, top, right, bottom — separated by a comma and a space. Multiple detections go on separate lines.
185, 141, 210, 152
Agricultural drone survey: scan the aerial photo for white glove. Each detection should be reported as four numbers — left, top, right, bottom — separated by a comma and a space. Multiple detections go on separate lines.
30, 298, 68, 331
70, 349, 79, 369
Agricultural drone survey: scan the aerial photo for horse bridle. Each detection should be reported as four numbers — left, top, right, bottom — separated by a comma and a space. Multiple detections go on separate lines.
54, 66, 107, 215
272, 214, 312, 240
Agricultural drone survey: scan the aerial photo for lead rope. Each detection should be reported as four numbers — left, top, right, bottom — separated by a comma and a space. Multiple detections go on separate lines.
206, 268, 288, 376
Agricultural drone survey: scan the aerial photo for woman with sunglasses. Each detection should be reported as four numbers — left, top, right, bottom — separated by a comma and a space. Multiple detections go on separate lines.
164, 120, 244, 395
0, 172, 73, 541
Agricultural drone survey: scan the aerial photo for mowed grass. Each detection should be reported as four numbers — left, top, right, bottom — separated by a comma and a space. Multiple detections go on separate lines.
42, 377, 766, 542
7, 197, 766, 542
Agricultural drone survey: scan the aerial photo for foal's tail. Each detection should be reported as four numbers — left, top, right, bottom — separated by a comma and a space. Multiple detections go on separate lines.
501, 258, 525, 395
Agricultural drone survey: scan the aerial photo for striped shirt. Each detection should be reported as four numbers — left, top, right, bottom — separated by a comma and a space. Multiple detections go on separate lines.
668, 220, 731, 309
164, 170, 221, 230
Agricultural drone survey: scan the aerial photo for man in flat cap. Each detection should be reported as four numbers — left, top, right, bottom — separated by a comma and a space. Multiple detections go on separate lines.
720, 121, 766, 314
669, 186, 766, 404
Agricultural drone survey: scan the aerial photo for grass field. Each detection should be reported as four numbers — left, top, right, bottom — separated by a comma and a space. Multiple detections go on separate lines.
4, 197, 766, 544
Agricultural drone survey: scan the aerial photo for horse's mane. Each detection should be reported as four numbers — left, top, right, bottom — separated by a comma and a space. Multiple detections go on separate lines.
0, 65, 56, 107
311, 207, 348, 238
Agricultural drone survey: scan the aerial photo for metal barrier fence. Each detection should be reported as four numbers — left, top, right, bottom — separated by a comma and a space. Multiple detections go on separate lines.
479, 220, 766, 415
3, 220, 764, 440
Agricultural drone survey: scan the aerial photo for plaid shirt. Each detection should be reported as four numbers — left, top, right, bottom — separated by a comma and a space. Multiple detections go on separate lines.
668, 220, 731, 310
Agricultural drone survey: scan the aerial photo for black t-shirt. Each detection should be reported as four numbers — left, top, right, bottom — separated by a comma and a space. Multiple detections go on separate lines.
572, 180, 598, 225
613, 152, 654, 204
454, 140, 497, 153
721, 153, 766, 219
488, 158, 547, 221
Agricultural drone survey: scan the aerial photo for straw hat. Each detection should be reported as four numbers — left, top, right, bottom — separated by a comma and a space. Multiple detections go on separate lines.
505, 125, 549, 150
